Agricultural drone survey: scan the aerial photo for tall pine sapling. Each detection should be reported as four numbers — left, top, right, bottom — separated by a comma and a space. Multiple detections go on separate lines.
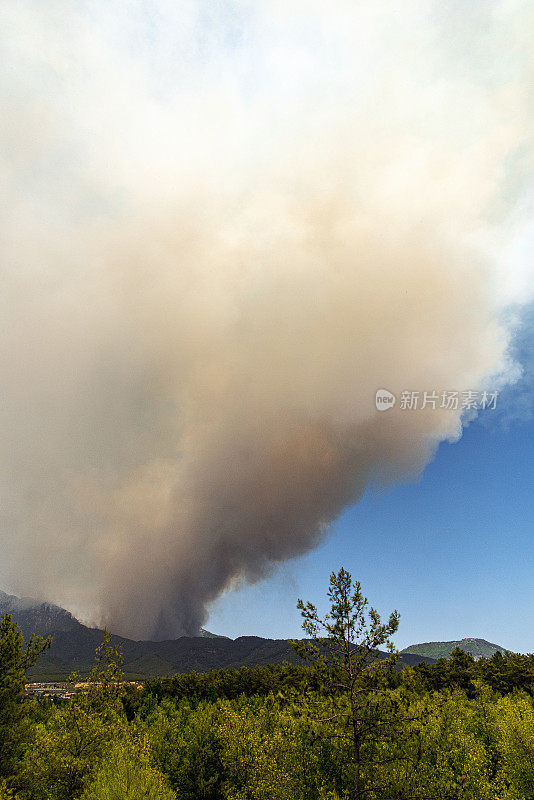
292, 568, 418, 800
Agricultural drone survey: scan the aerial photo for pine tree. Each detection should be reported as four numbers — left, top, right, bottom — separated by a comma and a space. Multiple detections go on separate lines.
292, 568, 416, 800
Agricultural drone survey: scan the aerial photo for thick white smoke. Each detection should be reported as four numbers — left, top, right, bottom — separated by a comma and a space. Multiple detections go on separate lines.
0, 1, 532, 638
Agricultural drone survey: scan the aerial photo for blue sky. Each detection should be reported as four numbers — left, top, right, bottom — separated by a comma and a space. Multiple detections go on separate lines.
208, 315, 534, 651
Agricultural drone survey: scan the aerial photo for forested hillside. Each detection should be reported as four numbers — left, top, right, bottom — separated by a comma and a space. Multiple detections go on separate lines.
402, 637, 506, 660
1, 589, 435, 680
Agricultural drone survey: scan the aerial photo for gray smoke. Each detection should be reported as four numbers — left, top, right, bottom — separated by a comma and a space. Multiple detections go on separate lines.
0, 0, 532, 638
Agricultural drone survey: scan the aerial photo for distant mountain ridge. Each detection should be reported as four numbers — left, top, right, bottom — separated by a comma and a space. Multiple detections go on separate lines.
0, 589, 222, 640
1, 589, 436, 680
0, 589, 82, 636
401, 637, 507, 661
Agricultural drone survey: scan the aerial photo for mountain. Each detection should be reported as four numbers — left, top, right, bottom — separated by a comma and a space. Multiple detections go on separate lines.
200, 628, 227, 638
0, 589, 83, 636
401, 637, 507, 661
1, 590, 436, 680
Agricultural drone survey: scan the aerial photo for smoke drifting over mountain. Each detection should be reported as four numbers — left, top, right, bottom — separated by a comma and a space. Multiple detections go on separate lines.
1, 1, 532, 638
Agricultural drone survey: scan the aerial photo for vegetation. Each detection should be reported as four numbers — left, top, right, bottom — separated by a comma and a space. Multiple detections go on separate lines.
292, 568, 410, 800
0, 615, 50, 780
401, 638, 505, 661
5, 573, 534, 798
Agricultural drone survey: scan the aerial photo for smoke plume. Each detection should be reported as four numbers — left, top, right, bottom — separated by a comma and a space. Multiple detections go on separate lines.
1, 1, 532, 638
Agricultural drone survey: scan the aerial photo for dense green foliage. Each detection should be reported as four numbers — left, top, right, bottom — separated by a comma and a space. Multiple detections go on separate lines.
12, 669, 534, 799
143, 647, 534, 705
0, 615, 49, 780
6, 582, 534, 798
409, 647, 534, 697
144, 662, 319, 703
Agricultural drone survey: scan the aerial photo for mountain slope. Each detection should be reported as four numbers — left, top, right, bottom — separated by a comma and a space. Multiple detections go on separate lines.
1, 589, 436, 679
0, 590, 85, 636
401, 637, 507, 661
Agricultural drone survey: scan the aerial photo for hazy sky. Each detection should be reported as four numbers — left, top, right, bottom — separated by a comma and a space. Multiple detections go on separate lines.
1, 1, 533, 642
